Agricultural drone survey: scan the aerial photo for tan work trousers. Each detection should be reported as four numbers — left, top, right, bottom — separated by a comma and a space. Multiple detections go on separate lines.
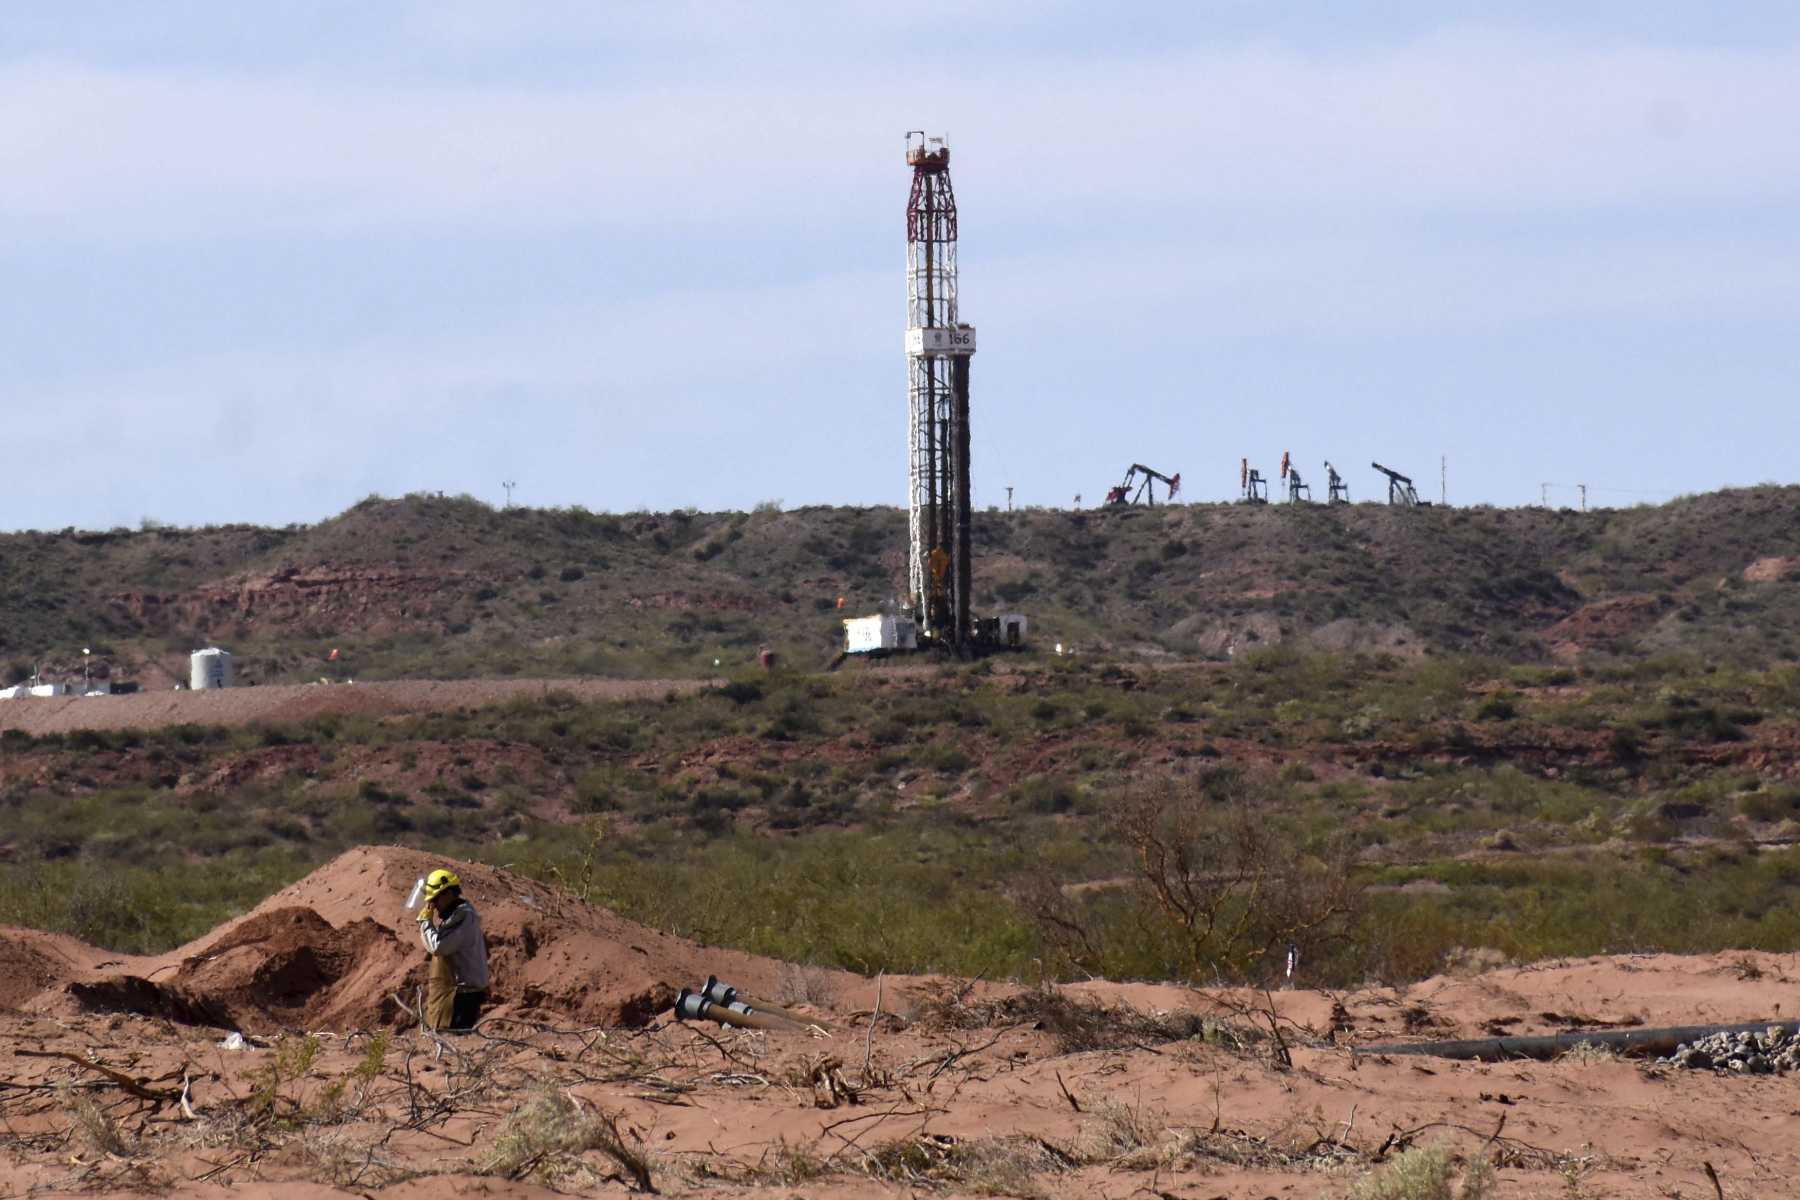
424, 953, 456, 1031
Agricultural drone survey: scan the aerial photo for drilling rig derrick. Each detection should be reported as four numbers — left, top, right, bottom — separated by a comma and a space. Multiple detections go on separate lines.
903, 132, 977, 646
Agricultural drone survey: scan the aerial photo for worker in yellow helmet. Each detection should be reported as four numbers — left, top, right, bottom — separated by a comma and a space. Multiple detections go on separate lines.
416, 868, 490, 1031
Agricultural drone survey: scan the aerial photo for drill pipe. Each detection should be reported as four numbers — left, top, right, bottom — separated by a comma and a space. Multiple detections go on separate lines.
702, 975, 813, 1026
675, 988, 804, 1033
1356, 1018, 1800, 1063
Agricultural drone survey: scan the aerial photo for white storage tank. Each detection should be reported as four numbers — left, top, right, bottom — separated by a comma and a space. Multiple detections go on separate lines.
190, 647, 233, 690
843, 614, 918, 654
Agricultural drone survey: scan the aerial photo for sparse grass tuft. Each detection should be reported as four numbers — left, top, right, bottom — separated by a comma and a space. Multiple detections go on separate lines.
481, 1084, 652, 1191
1350, 1143, 1496, 1200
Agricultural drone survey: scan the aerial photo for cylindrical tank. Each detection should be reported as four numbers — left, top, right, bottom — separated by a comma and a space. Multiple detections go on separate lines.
190, 647, 233, 690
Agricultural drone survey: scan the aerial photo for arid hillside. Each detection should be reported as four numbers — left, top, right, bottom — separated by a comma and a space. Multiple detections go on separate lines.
2, 486, 1798, 687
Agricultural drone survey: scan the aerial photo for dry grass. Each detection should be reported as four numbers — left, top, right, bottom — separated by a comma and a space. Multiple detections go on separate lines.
775, 963, 840, 1008
65, 1091, 135, 1158
480, 1084, 653, 1191
908, 981, 1221, 1055
1555, 1041, 1621, 1066
1348, 1143, 1496, 1200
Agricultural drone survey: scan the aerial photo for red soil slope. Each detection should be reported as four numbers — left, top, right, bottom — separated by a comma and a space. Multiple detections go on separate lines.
3, 845, 822, 1034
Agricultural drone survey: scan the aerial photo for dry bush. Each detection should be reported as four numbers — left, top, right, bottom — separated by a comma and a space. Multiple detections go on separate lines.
481, 1084, 652, 1191
1104, 771, 1364, 981
1349, 1143, 1495, 1200
1555, 1041, 1620, 1066
1443, 946, 1509, 977
908, 980, 1223, 1055
858, 1133, 1073, 1195
1079, 1098, 1166, 1165
747, 1138, 831, 1186
775, 963, 839, 1008
66, 1091, 135, 1158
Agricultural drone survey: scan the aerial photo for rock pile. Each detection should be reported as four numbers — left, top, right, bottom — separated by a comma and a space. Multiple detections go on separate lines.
1663, 1026, 1800, 1074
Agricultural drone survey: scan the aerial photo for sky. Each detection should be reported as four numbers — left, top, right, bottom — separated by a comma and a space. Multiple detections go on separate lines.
3, 2, 1799, 530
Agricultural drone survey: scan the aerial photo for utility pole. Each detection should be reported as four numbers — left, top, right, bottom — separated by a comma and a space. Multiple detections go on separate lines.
1440, 455, 1446, 506
1579, 483, 1587, 512
1005, 485, 1013, 512
502, 480, 517, 509
82, 647, 90, 693
1540, 482, 1550, 507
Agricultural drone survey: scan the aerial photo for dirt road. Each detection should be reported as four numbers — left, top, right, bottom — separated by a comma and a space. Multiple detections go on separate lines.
0, 676, 718, 736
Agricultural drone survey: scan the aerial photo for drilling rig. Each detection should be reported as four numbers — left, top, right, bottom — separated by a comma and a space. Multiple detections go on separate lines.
842, 133, 1024, 658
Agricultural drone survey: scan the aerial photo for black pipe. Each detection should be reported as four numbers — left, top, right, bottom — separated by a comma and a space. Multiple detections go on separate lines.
951, 354, 972, 647
1356, 1018, 1800, 1062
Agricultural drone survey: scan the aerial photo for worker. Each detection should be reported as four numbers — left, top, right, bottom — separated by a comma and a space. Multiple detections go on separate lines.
416, 868, 490, 1032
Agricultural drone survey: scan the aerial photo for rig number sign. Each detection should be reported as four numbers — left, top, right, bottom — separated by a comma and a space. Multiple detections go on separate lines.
905, 326, 977, 356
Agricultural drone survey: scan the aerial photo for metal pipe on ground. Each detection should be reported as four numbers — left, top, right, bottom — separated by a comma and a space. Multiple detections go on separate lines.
702, 975, 815, 1027
675, 988, 805, 1033
1356, 1019, 1800, 1063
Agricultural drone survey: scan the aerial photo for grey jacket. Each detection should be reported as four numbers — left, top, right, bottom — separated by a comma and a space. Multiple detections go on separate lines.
418, 900, 490, 991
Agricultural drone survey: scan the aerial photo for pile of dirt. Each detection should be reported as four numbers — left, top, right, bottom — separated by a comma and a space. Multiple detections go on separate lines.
0, 930, 110, 1010
12, 845, 824, 1034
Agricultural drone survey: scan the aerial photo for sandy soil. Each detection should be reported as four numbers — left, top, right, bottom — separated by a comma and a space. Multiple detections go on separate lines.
0, 677, 717, 736
1, 846, 1794, 1198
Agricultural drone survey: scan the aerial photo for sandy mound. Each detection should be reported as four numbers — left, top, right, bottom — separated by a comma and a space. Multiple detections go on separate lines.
0, 928, 114, 1010
20, 845, 824, 1034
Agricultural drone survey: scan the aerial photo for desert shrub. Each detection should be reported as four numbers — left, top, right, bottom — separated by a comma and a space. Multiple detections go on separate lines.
1349, 1143, 1494, 1200
1472, 694, 1517, 721
1029, 770, 1362, 983
481, 1085, 650, 1189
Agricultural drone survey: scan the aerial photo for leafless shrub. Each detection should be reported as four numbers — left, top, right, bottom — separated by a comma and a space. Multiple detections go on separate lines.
1729, 955, 1765, 981
480, 1084, 653, 1191
1103, 770, 1364, 981
66, 1091, 135, 1158
1555, 1041, 1619, 1066
1079, 1097, 1164, 1164
910, 981, 1227, 1056
858, 1132, 1073, 1195
1443, 946, 1509, 977
747, 1138, 830, 1186
293, 1127, 412, 1189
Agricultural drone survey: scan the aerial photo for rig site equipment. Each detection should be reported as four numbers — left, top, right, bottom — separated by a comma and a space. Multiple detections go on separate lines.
1240, 458, 1268, 504
1325, 461, 1350, 504
1104, 463, 1181, 506
1371, 461, 1426, 506
842, 133, 1024, 660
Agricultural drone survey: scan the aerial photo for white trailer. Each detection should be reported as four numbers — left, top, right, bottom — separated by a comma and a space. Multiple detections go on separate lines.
843, 614, 918, 655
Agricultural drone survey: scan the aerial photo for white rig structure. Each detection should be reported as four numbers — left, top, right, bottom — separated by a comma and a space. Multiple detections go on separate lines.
904, 131, 977, 644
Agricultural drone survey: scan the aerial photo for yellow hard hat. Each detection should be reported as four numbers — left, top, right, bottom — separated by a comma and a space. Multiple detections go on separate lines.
423, 868, 461, 899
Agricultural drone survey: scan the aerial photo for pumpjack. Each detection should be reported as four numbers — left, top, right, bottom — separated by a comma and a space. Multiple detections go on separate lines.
1279, 451, 1311, 503
1240, 458, 1268, 504
1324, 462, 1350, 505
1371, 461, 1426, 506
1105, 463, 1181, 506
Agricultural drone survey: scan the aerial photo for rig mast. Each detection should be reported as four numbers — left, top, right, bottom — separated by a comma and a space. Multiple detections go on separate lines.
905, 132, 977, 644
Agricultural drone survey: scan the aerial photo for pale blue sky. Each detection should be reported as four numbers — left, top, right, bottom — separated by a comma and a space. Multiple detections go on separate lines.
4, 3, 1798, 529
